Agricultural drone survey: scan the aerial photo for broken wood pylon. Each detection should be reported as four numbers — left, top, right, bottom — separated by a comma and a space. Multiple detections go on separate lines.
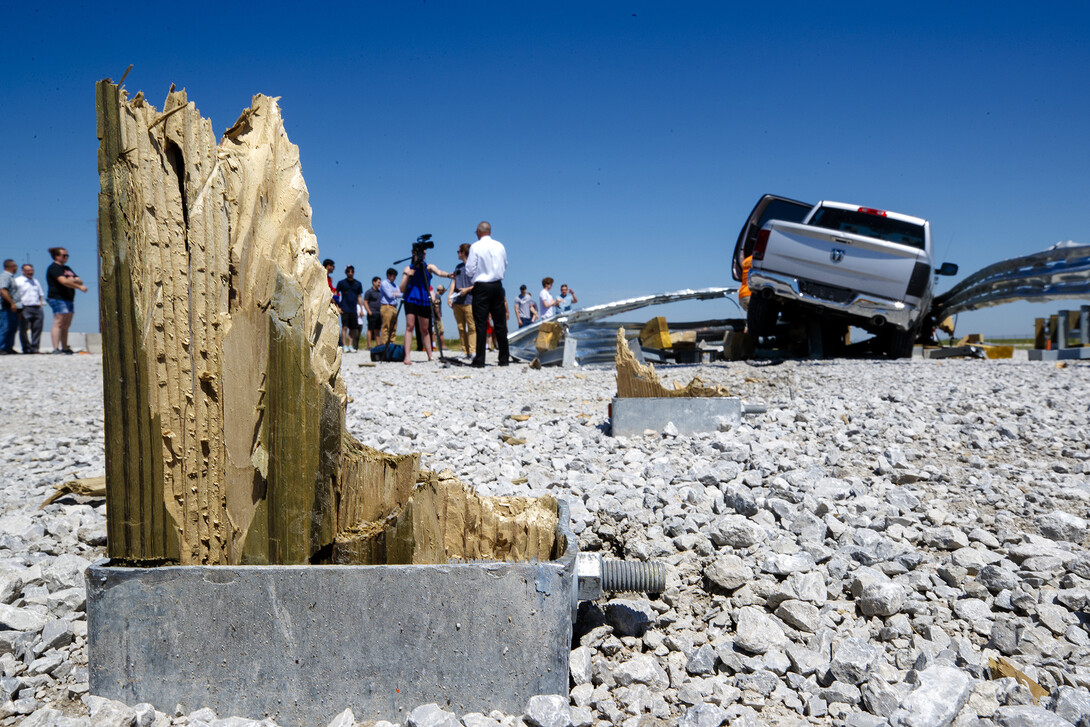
96, 79, 557, 566
97, 79, 352, 565
615, 328, 729, 398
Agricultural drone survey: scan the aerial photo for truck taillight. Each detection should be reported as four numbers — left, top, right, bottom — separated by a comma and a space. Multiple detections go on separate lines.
858, 207, 887, 217
753, 229, 770, 260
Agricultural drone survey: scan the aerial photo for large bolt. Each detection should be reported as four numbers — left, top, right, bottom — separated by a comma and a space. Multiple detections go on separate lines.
601, 558, 666, 594
575, 552, 666, 603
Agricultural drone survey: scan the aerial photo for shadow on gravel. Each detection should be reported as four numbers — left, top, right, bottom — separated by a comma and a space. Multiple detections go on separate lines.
573, 602, 608, 645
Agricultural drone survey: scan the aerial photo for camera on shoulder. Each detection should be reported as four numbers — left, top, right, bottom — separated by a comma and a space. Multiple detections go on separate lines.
410, 234, 434, 268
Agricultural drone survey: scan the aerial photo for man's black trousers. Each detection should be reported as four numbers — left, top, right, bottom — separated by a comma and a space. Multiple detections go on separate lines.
471, 280, 508, 366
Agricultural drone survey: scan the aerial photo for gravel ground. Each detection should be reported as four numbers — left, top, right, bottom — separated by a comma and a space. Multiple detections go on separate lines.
3, 351, 1090, 727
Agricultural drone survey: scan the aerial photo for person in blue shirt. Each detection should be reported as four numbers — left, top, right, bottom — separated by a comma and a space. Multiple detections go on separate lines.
378, 268, 402, 346
335, 266, 364, 352
398, 250, 453, 365
557, 284, 578, 313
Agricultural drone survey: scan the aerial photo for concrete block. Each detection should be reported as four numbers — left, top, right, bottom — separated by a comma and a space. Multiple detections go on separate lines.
611, 397, 743, 436
87, 504, 576, 726
1028, 347, 1090, 361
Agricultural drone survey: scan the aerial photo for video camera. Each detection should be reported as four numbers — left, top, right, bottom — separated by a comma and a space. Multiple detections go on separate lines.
411, 234, 434, 268
392, 234, 436, 269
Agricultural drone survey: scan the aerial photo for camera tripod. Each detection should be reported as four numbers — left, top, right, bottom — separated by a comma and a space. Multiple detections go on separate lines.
379, 296, 463, 367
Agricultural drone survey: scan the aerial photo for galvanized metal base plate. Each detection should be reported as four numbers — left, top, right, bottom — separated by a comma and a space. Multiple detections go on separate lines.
87, 505, 575, 727
611, 396, 742, 436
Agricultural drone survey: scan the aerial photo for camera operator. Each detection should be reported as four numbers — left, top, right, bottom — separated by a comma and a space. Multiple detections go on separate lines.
465, 221, 509, 367
398, 246, 454, 365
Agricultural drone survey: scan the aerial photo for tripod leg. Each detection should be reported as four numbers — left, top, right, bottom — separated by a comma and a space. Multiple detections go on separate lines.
435, 314, 447, 362
384, 300, 403, 362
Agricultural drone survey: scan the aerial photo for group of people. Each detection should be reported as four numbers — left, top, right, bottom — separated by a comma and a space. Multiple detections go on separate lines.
326, 221, 517, 367
514, 278, 578, 328
0, 247, 87, 355
1, 239, 581, 364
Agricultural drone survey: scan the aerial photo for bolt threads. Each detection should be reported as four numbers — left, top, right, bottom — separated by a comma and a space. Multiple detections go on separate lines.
601, 559, 666, 594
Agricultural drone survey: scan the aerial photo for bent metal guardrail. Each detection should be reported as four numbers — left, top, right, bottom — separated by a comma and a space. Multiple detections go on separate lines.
506, 287, 738, 365
507, 287, 737, 346
931, 244, 1090, 320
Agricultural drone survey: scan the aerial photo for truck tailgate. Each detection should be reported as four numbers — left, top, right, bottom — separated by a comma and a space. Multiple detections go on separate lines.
762, 221, 921, 300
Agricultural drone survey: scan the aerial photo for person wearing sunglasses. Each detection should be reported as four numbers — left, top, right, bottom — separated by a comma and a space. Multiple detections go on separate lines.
46, 247, 88, 354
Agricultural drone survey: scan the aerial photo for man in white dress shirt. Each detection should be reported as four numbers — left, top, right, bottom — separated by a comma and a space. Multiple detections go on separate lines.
464, 221, 509, 367
15, 264, 45, 353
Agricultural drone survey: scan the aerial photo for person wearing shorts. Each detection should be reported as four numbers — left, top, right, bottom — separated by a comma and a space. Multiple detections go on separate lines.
46, 247, 88, 354
398, 249, 453, 365
336, 266, 364, 352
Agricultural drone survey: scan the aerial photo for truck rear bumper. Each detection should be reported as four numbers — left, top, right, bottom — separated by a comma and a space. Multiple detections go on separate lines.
749, 270, 918, 330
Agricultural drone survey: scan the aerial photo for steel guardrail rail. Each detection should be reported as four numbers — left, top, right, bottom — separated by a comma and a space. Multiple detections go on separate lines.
931, 244, 1090, 320
507, 287, 737, 346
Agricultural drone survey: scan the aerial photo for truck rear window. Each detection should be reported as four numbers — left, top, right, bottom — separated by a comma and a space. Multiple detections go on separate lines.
809, 208, 925, 250
757, 199, 811, 230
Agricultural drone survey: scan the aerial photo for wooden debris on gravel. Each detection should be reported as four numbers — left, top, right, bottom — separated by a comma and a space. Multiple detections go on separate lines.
615, 328, 729, 398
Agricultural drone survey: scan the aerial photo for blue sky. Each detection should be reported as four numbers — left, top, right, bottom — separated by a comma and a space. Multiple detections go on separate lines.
2, 2, 1088, 338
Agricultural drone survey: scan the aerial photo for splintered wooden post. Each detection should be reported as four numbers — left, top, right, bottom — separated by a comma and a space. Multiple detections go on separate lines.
96, 81, 178, 564
615, 328, 729, 398
96, 78, 558, 567
96, 80, 345, 564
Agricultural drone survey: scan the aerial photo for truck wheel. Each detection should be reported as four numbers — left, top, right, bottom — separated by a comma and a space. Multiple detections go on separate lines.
883, 326, 917, 359
747, 295, 778, 340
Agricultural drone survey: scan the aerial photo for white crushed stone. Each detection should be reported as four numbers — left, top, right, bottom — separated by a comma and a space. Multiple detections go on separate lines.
3, 352, 1090, 726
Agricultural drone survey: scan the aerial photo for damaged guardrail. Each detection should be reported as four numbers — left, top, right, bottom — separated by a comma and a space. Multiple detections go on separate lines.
931, 243, 1090, 320
508, 287, 738, 365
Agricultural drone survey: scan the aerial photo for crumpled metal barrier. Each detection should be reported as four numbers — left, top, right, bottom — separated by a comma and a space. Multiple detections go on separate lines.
507, 287, 737, 364
931, 244, 1090, 320
508, 287, 737, 345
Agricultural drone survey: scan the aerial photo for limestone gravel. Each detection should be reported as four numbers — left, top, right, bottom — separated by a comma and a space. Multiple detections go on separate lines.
3, 352, 1090, 726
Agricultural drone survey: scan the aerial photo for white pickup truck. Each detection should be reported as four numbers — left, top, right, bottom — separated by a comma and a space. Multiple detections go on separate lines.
732, 195, 958, 358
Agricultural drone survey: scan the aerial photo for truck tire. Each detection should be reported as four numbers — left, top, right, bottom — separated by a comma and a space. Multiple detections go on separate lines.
883, 325, 918, 359
746, 295, 778, 341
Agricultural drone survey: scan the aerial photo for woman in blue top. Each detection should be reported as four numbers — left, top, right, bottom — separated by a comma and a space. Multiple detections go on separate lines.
399, 249, 453, 365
